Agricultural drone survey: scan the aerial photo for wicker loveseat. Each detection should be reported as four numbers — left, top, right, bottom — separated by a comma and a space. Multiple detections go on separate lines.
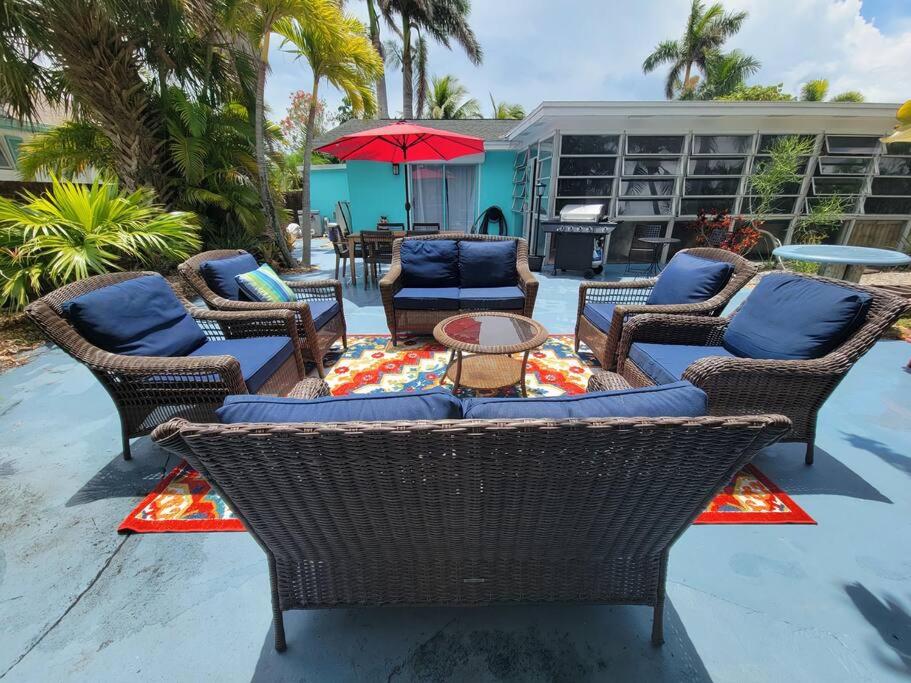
179, 250, 346, 377
576, 248, 757, 369
612, 271, 909, 464
380, 233, 538, 343
25, 272, 305, 459
152, 378, 789, 651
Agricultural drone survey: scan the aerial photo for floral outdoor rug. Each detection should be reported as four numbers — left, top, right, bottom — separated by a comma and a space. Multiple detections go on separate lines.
118, 335, 814, 533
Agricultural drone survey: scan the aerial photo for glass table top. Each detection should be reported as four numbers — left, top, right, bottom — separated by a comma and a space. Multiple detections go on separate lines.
773, 244, 911, 266
440, 314, 541, 348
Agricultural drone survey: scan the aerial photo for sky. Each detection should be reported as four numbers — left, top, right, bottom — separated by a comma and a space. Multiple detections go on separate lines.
264, 0, 911, 125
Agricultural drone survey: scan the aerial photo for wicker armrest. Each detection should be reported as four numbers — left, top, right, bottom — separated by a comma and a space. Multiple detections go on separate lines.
587, 371, 633, 392
616, 313, 730, 364
682, 353, 840, 384
189, 306, 298, 340
287, 378, 332, 399
379, 261, 403, 293
288, 279, 342, 302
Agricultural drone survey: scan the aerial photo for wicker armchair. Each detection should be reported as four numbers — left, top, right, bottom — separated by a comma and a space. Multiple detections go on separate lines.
380, 233, 539, 343
576, 248, 758, 370
178, 250, 346, 378
25, 272, 305, 460
613, 273, 909, 464
152, 402, 790, 651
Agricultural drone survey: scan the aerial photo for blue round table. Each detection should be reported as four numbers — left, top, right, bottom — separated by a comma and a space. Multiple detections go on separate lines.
772, 244, 911, 282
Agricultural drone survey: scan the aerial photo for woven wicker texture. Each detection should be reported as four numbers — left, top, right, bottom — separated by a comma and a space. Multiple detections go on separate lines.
179, 250, 347, 378
152, 412, 790, 650
615, 272, 910, 463
575, 248, 758, 370
25, 271, 306, 459
379, 233, 539, 343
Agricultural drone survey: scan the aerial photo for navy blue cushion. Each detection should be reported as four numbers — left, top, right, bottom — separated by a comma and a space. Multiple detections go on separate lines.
462, 381, 707, 419
646, 253, 734, 305
582, 303, 617, 334
629, 343, 736, 385
190, 336, 294, 393
458, 286, 525, 310
309, 300, 340, 329
200, 253, 259, 300
458, 240, 518, 287
393, 287, 460, 310
217, 388, 463, 423
62, 274, 206, 357
723, 274, 873, 360
400, 240, 459, 287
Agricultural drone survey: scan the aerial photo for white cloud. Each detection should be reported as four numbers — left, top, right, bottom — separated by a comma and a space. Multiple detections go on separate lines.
265, 0, 911, 121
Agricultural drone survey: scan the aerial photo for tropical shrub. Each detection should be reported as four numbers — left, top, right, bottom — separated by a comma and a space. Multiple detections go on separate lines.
0, 177, 199, 311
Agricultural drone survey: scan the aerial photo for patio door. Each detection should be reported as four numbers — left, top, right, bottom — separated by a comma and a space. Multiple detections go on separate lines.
411, 163, 478, 231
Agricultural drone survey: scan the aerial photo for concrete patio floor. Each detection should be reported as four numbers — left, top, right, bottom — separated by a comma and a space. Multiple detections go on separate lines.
1, 239, 910, 682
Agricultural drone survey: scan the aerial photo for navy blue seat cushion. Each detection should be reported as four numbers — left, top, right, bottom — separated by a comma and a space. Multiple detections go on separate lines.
646, 253, 734, 305
458, 240, 518, 287
62, 274, 206, 357
629, 343, 736, 385
393, 287, 460, 310
462, 381, 707, 419
459, 286, 525, 310
723, 274, 873, 360
308, 300, 340, 329
400, 240, 459, 287
217, 388, 463, 423
582, 303, 617, 334
190, 336, 294, 393
200, 253, 259, 300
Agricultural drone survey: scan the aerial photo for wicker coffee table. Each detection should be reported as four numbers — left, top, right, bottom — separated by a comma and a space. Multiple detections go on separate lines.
433, 312, 549, 396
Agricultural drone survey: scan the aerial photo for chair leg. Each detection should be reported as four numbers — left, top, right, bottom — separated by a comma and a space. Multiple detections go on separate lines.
314, 355, 326, 378
651, 601, 665, 646
334, 255, 339, 280
268, 557, 287, 652
805, 440, 815, 466
119, 416, 132, 461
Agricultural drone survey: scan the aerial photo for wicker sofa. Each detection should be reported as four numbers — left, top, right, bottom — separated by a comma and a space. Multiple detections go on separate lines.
380, 233, 538, 343
612, 271, 909, 464
152, 378, 789, 651
25, 272, 305, 459
576, 248, 757, 369
179, 250, 346, 377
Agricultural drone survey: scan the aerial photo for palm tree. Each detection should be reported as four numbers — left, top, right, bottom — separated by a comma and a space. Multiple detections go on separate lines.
384, 35, 430, 116
379, 0, 482, 119
425, 75, 479, 119
278, 4, 382, 267
800, 79, 864, 102
642, 0, 748, 99
489, 95, 524, 119
364, 0, 390, 117
689, 49, 760, 100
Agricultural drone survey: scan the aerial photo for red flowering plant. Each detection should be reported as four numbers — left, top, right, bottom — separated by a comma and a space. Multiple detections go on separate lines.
688, 209, 760, 256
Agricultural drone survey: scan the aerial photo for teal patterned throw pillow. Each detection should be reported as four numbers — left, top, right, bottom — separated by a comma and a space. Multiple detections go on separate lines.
235, 264, 295, 302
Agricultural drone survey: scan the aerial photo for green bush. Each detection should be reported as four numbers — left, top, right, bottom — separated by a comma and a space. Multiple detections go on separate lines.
0, 177, 200, 311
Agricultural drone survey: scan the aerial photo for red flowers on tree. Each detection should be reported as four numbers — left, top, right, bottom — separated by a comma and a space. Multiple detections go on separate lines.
688, 209, 760, 256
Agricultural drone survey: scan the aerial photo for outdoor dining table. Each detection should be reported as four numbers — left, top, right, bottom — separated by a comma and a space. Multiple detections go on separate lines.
346, 231, 406, 287
773, 244, 911, 282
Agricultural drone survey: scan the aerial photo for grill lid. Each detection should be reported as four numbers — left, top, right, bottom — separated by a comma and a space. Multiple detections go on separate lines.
559, 203, 605, 222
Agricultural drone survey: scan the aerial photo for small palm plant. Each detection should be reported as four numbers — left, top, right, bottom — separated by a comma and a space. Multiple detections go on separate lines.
0, 177, 200, 310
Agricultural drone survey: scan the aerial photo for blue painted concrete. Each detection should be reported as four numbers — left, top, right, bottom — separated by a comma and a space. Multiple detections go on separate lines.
310, 165, 349, 223
477, 151, 520, 235
1, 240, 910, 681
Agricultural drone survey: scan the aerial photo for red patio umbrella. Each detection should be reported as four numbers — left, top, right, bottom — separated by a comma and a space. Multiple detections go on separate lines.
315, 120, 485, 229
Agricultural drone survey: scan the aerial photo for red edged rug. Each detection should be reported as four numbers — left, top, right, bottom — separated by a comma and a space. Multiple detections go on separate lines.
118, 335, 815, 533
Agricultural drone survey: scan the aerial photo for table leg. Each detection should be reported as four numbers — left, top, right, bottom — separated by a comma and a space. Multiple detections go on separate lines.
442, 349, 456, 387
843, 264, 866, 282
648, 244, 661, 276
519, 350, 530, 398
452, 351, 463, 393
348, 237, 357, 286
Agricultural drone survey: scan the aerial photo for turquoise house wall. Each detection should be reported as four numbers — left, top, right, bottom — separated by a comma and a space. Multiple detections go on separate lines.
309, 165, 349, 223
477, 150, 519, 235
347, 160, 407, 230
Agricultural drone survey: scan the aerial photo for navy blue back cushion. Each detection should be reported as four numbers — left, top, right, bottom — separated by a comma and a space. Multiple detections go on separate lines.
646, 253, 734, 305
462, 381, 707, 419
458, 240, 518, 287
63, 274, 206, 357
723, 274, 873, 360
200, 253, 259, 300
217, 388, 463, 423
400, 240, 459, 287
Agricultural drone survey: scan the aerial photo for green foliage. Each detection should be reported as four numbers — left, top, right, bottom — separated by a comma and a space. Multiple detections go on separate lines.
0, 177, 199, 310
683, 49, 759, 100
716, 83, 794, 101
800, 79, 829, 101
489, 94, 524, 119
794, 194, 849, 244
17, 121, 115, 179
425, 74, 480, 119
830, 91, 864, 103
748, 135, 815, 219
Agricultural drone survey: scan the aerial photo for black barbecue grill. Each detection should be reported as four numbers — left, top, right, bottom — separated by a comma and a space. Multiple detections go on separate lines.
540, 204, 616, 278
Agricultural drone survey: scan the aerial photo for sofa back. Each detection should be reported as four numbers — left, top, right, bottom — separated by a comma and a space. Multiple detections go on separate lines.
153, 414, 789, 605
394, 233, 527, 289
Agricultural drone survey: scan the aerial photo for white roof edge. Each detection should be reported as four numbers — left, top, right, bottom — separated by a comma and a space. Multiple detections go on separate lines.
506, 100, 901, 140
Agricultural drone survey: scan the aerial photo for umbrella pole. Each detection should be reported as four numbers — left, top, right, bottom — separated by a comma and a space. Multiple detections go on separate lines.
403, 147, 411, 230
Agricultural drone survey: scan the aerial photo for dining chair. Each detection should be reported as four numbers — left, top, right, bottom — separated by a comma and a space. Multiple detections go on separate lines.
360, 230, 396, 287
411, 222, 440, 233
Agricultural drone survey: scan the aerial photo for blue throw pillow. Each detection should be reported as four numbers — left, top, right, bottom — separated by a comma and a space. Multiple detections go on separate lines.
217, 388, 463, 423
462, 381, 707, 419
200, 253, 259, 300
458, 240, 518, 287
646, 253, 734, 305
63, 274, 206, 357
722, 273, 873, 360
400, 240, 459, 287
